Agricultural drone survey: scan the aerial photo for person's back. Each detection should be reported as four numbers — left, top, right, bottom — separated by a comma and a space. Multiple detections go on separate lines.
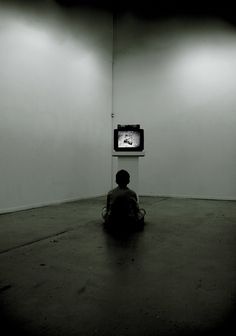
108, 186, 138, 220
102, 170, 146, 231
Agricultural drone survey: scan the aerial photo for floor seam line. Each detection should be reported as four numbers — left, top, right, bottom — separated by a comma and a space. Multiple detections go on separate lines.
0, 229, 73, 255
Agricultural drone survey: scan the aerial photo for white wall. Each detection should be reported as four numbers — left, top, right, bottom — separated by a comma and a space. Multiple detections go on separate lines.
1, 5, 236, 212
113, 15, 236, 200
0, 0, 113, 213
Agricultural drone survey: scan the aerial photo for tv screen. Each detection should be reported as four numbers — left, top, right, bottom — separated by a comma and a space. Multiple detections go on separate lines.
114, 126, 144, 151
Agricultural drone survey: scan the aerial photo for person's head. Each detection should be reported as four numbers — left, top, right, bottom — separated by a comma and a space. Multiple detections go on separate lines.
116, 169, 130, 188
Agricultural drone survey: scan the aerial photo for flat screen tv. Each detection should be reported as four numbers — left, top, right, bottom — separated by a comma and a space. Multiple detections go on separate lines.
114, 125, 144, 151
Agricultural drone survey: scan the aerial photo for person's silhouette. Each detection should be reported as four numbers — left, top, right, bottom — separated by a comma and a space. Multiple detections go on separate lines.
102, 170, 146, 232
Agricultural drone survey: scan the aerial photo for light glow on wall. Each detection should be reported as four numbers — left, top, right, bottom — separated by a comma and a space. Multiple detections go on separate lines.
171, 40, 236, 104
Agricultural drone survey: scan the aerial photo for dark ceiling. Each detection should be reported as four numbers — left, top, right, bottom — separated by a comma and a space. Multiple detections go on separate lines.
55, 0, 236, 24
55, 1, 230, 13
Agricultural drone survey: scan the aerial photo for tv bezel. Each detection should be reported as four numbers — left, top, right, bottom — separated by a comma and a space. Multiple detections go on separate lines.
114, 128, 144, 152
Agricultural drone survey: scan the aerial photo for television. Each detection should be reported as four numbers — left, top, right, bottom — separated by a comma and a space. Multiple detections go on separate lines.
114, 125, 144, 151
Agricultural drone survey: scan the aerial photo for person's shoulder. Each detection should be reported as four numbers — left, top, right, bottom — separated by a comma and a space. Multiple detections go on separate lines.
127, 188, 137, 197
108, 187, 119, 195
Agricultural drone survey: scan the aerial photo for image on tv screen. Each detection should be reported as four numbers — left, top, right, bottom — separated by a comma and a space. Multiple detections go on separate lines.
118, 130, 140, 148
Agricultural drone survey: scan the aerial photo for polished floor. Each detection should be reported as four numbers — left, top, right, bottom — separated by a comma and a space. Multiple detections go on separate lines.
0, 196, 236, 336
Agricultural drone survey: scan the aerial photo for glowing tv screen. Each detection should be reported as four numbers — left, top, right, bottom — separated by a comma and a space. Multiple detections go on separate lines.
114, 126, 144, 151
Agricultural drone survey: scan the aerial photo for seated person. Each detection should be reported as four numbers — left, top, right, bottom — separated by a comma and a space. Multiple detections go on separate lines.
102, 169, 146, 231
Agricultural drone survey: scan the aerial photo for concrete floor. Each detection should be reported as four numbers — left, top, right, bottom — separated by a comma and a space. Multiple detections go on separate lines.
0, 196, 236, 336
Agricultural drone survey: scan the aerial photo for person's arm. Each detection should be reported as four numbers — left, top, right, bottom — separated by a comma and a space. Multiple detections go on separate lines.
131, 192, 139, 213
131, 191, 138, 204
106, 193, 111, 212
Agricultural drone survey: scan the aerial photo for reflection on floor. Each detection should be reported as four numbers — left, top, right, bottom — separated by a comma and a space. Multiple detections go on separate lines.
0, 196, 236, 336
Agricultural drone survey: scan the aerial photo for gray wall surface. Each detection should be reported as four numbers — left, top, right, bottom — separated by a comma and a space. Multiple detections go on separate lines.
1, 3, 236, 213
0, 0, 113, 213
113, 14, 236, 200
